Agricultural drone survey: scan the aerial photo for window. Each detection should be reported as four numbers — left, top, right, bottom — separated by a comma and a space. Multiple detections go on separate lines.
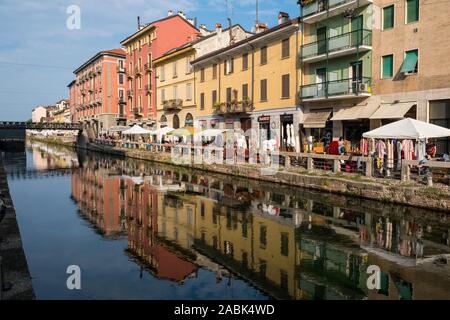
401, 49, 418, 74
242, 84, 248, 100
260, 79, 267, 101
224, 58, 234, 75
406, 0, 419, 23
119, 73, 124, 85
186, 83, 192, 101
260, 225, 267, 249
200, 68, 205, 82
212, 64, 217, 79
383, 5, 395, 29
382, 54, 394, 78
173, 85, 177, 99
186, 57, 192, 74
226, 87, 232, 103
173, 62, 177, 78
260, 46, 267, 65
282, 38, 290, 58
212, 90, 217, 105
138, 77, 142, 89
161, 88, 165, 103
200, 93, 205, 110
281, 233, 289, 257
242, 53, 248, 70
282, 74, 290, 98
160, 65, 165, 81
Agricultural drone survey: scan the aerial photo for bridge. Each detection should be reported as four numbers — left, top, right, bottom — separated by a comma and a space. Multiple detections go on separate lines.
0, 122, 84, 151
0, 122, 83, 131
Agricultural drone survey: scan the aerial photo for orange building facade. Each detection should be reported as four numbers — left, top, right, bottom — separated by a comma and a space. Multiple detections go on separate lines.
71, 49, 127, 134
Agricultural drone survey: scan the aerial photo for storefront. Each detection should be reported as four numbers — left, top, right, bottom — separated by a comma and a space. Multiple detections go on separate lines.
258, 115, 271, 147
429, 99, 450, 155
280, 114, 294, 151
303, 109, 333, 152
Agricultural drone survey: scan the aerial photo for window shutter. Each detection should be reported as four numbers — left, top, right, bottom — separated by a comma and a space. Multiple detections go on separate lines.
242, 84, 248, 100
261, 79, 267, 101
282, 74, 290, 98
383, 5, 394, 29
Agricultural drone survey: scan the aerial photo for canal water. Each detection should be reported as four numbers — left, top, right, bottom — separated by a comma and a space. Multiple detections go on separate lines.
2, 141, 450, 300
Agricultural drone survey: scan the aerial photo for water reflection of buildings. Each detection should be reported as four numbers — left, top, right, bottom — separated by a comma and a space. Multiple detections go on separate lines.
69, 153, 450, 300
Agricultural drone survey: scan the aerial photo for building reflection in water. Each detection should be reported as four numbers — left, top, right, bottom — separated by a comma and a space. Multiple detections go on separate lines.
68, 151, 450, 300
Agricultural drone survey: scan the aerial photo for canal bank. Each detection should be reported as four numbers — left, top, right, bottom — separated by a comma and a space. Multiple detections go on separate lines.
0, 156, 35, 300
29, 136, 450, 212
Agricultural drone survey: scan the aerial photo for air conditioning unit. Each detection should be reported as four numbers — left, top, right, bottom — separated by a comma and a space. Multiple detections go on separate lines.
358, 83, 369, 93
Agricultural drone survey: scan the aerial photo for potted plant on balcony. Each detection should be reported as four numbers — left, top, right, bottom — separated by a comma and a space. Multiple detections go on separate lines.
213, 102, 222, 113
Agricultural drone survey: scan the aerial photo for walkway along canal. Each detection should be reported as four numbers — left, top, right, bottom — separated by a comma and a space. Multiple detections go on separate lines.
2, 140, 449, 299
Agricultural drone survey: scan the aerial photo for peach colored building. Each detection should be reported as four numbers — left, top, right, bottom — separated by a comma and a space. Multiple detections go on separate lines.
72, 49, 127, 135
67, 80, 77, 123
120, 12, 201, 128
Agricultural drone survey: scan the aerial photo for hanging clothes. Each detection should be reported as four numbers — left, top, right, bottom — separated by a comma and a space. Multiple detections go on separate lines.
376, 140, 387, 158
396, 140, 402, 171
386, 140, 394, 169
415, 139, 426, 161
401, 139, 414, 161
369, 138, 376, 155
360, 138, 369, 156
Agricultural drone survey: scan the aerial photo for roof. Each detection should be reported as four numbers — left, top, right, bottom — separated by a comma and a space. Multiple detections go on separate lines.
153, 24, 251, 65
120, 14, 199, 46
67, 80, 76, 88
74, 48, 126, 74
191, 18, 300, 66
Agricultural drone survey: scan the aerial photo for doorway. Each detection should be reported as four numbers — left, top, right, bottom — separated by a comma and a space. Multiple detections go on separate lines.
316, 68, 327, 97
317, 27, 327, 55
350, 61, 363, 93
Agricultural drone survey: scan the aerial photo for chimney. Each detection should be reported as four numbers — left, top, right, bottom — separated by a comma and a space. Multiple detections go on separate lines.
278, 12, 289, 25
168, 10, 173, 16
137, 16, 141, 30
187, 18, 195, 26
215, 23, 222, 33
178, 11, 186, 19
254, 22, 268, 33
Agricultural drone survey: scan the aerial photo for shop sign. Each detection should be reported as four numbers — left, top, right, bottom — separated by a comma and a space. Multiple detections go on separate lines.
258, 116, 270, 123
280, 114, 294, 122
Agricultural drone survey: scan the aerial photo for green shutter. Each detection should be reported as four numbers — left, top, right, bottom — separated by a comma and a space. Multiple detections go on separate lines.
401, 50, 418, 73
407, 0, 419, 23
383, 5, 394, 29
382, 55, 394, 78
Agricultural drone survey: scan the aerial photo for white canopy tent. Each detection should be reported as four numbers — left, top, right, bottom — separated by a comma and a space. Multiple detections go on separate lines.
151, 127, 175, 136
363, 118, 450, 140
194, 129, 228, 139
122, 125, 152, 135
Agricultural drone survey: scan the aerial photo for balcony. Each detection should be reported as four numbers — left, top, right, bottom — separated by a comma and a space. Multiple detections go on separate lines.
163, 99, 183, 112
135, 66, 143, 76
302, 29, 372, 63
144, 63, 152, 73
127, 90, 133, 98
117, 66, 126, 73
96, 66, 102, 74
301, 0, 373, 24
133, 107, 143, 115
118, 97, 126, 105
145, 84, 152, 94
300, 77, 372, 101
126, 70, 133, 79
88, 71, 96, 78
214, 100, 254, 115
81, 89, 87, 96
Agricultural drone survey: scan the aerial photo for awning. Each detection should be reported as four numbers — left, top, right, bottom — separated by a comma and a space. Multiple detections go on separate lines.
370, 102, 416, 120
303, 110, 332, 128
400, 50, 418, 73
166, 126, 197, 136
331, 102, 380, 121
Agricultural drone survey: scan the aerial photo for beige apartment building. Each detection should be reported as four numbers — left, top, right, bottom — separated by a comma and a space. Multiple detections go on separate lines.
371, 0, 450, 154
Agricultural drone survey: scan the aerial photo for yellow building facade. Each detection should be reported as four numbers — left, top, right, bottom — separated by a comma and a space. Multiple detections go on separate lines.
154, 45, 197, 130
192, 15, 302, 151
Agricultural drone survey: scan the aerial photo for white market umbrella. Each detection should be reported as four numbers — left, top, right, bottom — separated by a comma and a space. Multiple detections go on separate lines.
122, 125, 152, 135
152, 127, 175, 136
363, 118, 450, 140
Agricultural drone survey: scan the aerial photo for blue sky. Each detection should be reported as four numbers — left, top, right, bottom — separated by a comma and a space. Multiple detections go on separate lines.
0, 0, 300, 121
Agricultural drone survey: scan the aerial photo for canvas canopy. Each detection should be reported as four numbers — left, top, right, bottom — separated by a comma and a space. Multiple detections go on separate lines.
122, 125, 152, 135
363, 118, 450, 140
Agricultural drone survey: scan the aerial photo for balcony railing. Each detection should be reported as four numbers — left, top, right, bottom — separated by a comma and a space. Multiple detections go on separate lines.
145, 84, 152, 93
96, 66, 102, 74
300, 77, 372, 100
144, 63, 152, 73
127, 90, 133, 98
302, 0, 372, 21
302, 29, 372, 60
163, 99, 183, 111
135, 66, 143, 76
118, 97, 126, 105
117, 66, 126, 73
214, 100, 254, 115
126, 70, 133, 79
